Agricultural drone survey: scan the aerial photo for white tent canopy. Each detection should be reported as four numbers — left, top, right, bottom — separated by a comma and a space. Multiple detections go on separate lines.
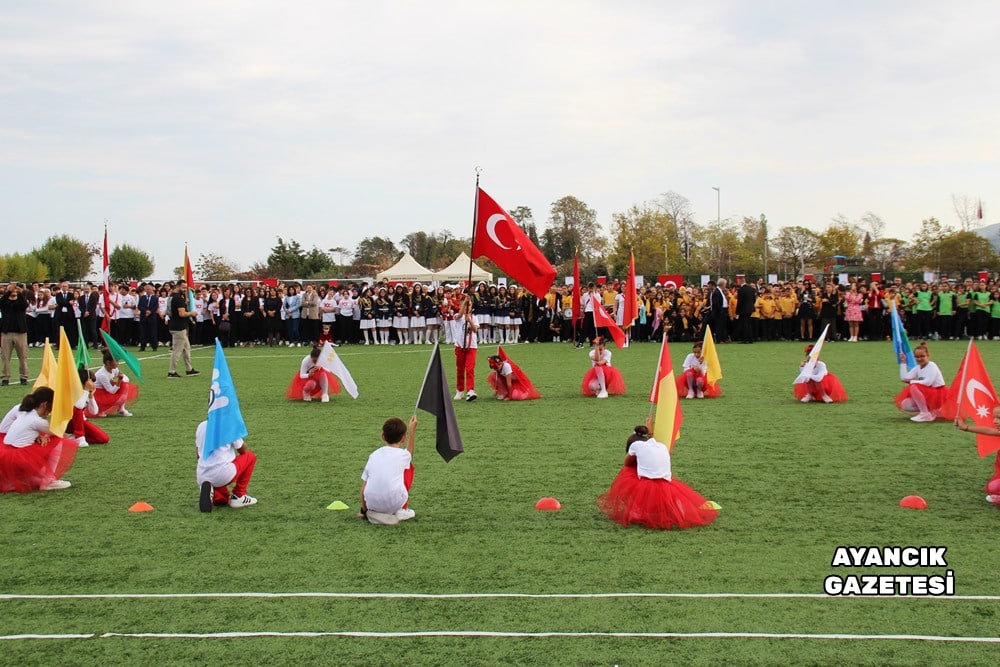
434, 252, 493, 283
375, 252, 434, 281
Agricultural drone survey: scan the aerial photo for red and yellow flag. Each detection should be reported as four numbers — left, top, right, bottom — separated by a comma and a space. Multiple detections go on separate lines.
650, 333, 683, 450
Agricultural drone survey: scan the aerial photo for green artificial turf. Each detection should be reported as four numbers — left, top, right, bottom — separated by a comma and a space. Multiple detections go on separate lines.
1, 337, 999, 665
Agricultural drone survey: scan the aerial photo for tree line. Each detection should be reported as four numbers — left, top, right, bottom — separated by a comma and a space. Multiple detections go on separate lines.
1, 193, 992, 284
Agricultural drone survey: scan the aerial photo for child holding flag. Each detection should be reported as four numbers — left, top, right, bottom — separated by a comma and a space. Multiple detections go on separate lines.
581, 336, 625, 398
360, 415, 418, 525
93, 350, 139, 417
677, 341, 722, 399
596, 417, 717, 530
486, 348, 540, 401
70, 368, 109, 447
896, 344, 953, 422
196, 420, 258, 511
286, 347, 340, 403
793, 345, 848, 403
0, 387, 77, 492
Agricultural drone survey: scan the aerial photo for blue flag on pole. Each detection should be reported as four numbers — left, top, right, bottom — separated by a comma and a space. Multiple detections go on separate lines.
890, 303, 916, 371
204, 340, 248, 461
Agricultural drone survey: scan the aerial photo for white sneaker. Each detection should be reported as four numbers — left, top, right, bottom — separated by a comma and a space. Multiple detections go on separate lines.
395, 508, 416, 521
465, 390, 478, 402
986, 495, 1000, 504
320, 394, 330, 403
118, 408, 133, 417
303, 392, 312, 402
42, 479, 71, 491
686, 390, 695, 399
229, 494, 258, 508
76, 437, 89, 448
596, 390, 609, 399
296, 342, 302, 347
696, 390, 704, 399
822, 394, 833, 403
454, 391, 465, 400
910, 413, 936, 422
800, 394, 812, 403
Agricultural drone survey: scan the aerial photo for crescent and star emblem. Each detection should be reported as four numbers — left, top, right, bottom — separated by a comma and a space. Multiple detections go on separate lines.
485, 214, 521, 251
966, 378, 996, 419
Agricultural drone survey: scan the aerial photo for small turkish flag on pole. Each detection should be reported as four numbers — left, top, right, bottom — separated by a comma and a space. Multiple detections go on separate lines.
472, 188, 556, 298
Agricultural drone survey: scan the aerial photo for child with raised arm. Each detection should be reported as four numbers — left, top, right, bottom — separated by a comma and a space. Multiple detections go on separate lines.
360, 415, 418, 525
896, 343, 953, 422
955, 406, 1000, 505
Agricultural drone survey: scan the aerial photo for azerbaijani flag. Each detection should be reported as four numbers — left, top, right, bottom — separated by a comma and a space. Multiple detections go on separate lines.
650, 332, 683, 450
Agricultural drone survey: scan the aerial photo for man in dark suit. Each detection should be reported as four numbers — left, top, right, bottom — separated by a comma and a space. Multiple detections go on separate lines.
54, 280, 77, 347
708, 278, 729, 343
735, 279, 758, 343
80, 282, 99, 348
137, 283, 159, 351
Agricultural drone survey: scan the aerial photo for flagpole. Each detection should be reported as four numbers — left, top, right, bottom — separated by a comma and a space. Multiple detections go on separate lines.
956, 337, 974, 416
415, 341, 440, 417
467, 167, 481, 290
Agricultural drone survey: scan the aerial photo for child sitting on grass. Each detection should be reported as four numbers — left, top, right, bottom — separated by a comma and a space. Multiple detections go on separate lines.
360, 415, 417, 525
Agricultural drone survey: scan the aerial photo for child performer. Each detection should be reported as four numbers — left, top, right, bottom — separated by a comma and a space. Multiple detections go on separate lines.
895, 343, 953, 422
93, 349, 139, 417
0, 387, 77, 492
196, 420, 258, 512
285, 347, 340, 403
596, 418, 718, 530
452, 296, 479, 401
70, 368, 109, 447
581, 336, 626, 399
793, 345, 848, 403
486, 350, 540, 401
955, 407, 1000, 505
677, 341, 722, 399
360, 415, 418, 525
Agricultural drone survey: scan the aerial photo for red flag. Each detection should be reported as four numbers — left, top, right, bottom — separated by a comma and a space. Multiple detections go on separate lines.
184, 246, 195, 287
650, 333, 683, 450
101, 227, 114, 333
977, 200, 984, 220
472, 188, 556, 297
571, 254, 582, 330
592, 297, 627, 349
657, 274, 684, 289
950, 341, 1000, 456
623, 252, 639, 329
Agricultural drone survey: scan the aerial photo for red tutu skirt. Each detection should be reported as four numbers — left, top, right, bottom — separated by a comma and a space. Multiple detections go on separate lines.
93, 382, 140, 417
793, 373, 848, 403
675, 370, 723, 398
487, 371, 541, 400
581, 366, 626, 396
894, 384, 955, 419
0, 438, 79, 493
596, 465, 718, 530
285, 369, 341, 400
986, 454, 1000, 499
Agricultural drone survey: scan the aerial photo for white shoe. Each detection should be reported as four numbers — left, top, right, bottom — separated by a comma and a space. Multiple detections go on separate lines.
822, 394, 833, 403
696, 390, 704, 399
986, 495, 1000, 504
686, 390, 695, 399
465, 390, 478, 402
454, 391, 465, 400
320, 394, 330, 403
118, 408, 133, 417
910, 413, 936, 422
303, 392, 312, 402
296, 342, 302, 347
42, 479, 71, 491
800, 394, 812, 403
596, 390, 609, 399
76, 437, 89, 448
229, 494, 258, 508
395, 508, 416, 521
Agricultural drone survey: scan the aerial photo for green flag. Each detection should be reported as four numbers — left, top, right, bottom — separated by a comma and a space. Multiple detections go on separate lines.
100, 329, 144, 383
75, 319, 91, 370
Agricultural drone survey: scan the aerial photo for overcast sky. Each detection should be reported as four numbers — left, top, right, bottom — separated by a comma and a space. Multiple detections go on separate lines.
1, 1, 997, 277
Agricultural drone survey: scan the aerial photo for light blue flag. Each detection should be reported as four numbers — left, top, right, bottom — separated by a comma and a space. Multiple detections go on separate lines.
204, 340, 248, 461
890, 303, 916, 371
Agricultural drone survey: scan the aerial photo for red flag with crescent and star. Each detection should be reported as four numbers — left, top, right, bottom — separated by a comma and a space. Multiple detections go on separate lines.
101, 226, 115, 333
949, 340, 1000, 456
472, 188, 556, 298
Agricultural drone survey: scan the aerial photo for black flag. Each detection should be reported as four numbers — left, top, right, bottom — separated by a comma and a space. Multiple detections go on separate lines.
417, 344, 464, 462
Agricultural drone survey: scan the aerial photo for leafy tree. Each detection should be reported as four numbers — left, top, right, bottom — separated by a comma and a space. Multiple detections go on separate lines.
817, 216, 862, 260
266, 237, 306, 279
544, 195, 605, 265
109, 244, 154, 281
301, 247, 335, 278
401, 230, 467, 270
905, 218, 952, 270
195, 252, 239, 281
0, 253, 48, 283
608, 204, 675, 276
353, 236, 399, 270
869, 238, 907, 272
657, 191, 697, 263
773, 226, 821, 277
508, 206, 540, 246
934, 231, 997, 274
33, 235, 97, 281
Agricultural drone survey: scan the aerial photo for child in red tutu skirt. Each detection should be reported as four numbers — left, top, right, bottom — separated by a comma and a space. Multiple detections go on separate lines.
486, 347, 540, 401
896, 344, 954, 422
0, 387, 77, 492
596, 418, 717, 530
286, 347, 340, 403
677, 341, 722, 399
93, 349, 139, 417
70, 368, 109, 447
581, 337, 626, 399
793, 345, 848, 403
955, 406, 1000, 506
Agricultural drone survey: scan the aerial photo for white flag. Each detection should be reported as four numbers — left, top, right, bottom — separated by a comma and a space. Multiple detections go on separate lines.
318, 342, 359, 399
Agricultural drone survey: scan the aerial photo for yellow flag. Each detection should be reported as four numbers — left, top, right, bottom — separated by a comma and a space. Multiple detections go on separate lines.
49, 328, 84, 437
33, 338, 56, 389
702, 325, 723, 387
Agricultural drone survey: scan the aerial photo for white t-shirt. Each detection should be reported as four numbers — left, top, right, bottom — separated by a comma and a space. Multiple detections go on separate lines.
361, 445, 412, 513
299, 355, 319, 379
95, 366, 128, 393
628, 437, 672, 481
320, 295, 338, 323
0, 404, 24, 433
900, 361, 945, 387
682, 353, 707, 374
74, 390, 99, 415
195, 420, 241, 487
589, 348, 612, 367
451, 319, 478, 350
498, 361, 513, 377
614, 293, 625, 325
3, 410, 51, 447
